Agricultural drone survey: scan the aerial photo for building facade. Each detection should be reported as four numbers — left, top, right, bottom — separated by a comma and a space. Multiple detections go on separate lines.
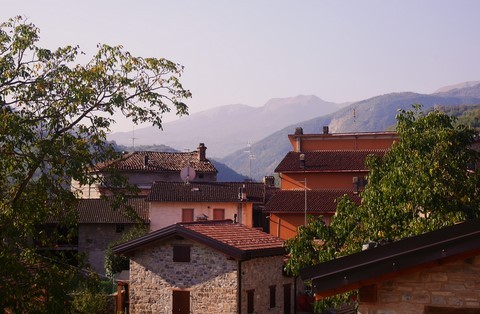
300, 218, 480, 313
147, 180, 276, 231
73, 143, 217, 198
113, 220, 295, 313
265, 127, 398, 239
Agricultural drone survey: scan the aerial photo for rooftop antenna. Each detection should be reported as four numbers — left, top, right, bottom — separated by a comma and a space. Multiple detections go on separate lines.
244, 141, 255, 181
131, 125, 138, 150
180, 164, 196, 184
353, 108, 357, 124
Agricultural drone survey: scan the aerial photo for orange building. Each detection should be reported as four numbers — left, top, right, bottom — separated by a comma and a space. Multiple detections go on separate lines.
265, 127, 398, 239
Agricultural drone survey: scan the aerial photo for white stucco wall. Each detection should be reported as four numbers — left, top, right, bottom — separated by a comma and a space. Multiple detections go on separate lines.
149, 201, 253, 231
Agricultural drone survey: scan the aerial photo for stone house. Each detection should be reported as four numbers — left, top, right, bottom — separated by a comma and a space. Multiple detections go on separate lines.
146, 180, 277, 231
77, 197, 149, 275
300, 218, 480, 313
266, 127, 397, 239
113, 219, 295, 314
73, 143, 217, 198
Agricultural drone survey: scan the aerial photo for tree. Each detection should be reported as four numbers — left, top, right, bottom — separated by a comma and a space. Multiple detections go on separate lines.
104, 225, 148, 280
0, 16, 191, 312
285, 105, 480, 312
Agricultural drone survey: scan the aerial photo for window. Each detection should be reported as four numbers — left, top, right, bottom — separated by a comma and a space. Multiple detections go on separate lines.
247, 289, 254, 314
173, 245, 191, 262
115, 224, 125, 233
182, 208, 194, 222
213, 208, 225, 220
269, 285, 276, 308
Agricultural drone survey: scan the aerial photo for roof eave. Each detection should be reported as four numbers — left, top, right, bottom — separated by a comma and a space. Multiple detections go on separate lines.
300, 220, 480, 296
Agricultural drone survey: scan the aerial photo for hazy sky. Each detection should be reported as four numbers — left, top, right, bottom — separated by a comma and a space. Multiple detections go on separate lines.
2, 1, 480, 132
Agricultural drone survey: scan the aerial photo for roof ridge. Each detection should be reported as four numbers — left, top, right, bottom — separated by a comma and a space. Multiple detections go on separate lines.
178, 219, 234, 226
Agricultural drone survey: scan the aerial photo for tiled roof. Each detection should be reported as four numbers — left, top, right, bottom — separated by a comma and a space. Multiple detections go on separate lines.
146, 181, 266, 203
94, 151, 217, 173
181, 220, 284, 251
77, 197, 149, 224
112, 220, 285, 260
264, 189, 361, 213
275, 150, 387, 173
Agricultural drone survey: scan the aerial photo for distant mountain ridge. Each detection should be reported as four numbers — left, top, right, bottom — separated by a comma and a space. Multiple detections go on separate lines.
108, 95, 340, 158
108, 81, 480, 181
220, 82, 480, 180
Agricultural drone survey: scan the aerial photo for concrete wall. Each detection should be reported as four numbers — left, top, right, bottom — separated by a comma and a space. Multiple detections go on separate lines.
269, 213, 331, 240
149, 201, 253, 231
288, 133, 398, 152
359, 256, 480, 313
129, 238, 238, 313
281, 172, 367, 190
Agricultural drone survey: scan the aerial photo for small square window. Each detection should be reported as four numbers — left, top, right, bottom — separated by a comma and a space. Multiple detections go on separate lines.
173, 245, 191, 262
115, 224, 125, 233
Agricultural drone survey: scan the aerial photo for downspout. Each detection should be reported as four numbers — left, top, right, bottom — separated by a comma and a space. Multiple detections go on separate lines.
238, 260, 242, 314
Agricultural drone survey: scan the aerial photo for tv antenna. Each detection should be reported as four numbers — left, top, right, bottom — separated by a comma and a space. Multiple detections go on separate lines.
131, 125, 138, 149
180, 165, 196, 184
244, 141, 255, 181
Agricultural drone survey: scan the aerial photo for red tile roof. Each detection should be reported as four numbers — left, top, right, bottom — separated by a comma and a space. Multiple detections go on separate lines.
275, 150, 387, 173
181, 220, 284, 251
146, 181, 266, 203
264, 189, 361, 214
112, 220, 285, 260
77, 197, 149, 224
94, 151, 217, 173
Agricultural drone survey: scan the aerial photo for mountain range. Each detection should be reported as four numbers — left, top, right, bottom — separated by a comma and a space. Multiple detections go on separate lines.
108, 81, 480, 181
108, 95, 342, 158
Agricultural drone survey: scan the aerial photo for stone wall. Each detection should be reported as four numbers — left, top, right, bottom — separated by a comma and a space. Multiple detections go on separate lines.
359, 256, 480, 313
78, 223, 136, 275
129, 238, 238, 313
241, 255, 295, 313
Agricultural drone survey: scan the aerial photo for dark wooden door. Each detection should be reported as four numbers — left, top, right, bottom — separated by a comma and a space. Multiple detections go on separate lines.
172, 290, 190, 314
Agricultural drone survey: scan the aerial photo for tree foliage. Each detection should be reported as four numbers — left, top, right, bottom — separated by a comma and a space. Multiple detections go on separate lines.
0, 16, 190, 311
104, 225, 148, 279
285, 105, 480, 312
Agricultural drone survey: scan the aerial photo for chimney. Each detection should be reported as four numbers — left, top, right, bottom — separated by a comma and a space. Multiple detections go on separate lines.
144, 154, 149, 168
263, 176, 275, 187
323, 126, 329, 134
299, 153, 306, 169
294, 127, 303, 135
197, 143, 207, 161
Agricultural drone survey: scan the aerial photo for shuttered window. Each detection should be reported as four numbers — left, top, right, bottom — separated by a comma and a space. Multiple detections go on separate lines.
213, 208, 225, 220
173, 245, 191, 262
182, 208, 194, 222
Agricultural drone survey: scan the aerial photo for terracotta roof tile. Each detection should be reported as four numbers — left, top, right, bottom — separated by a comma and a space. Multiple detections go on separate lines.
180, 220, 285, 251
275, 150, 387, 173
113, 220, 285, 259
77, 197, 149, 223
146, 181, 265, 203
264, 189, 361, 213
95, 151, 217, 173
